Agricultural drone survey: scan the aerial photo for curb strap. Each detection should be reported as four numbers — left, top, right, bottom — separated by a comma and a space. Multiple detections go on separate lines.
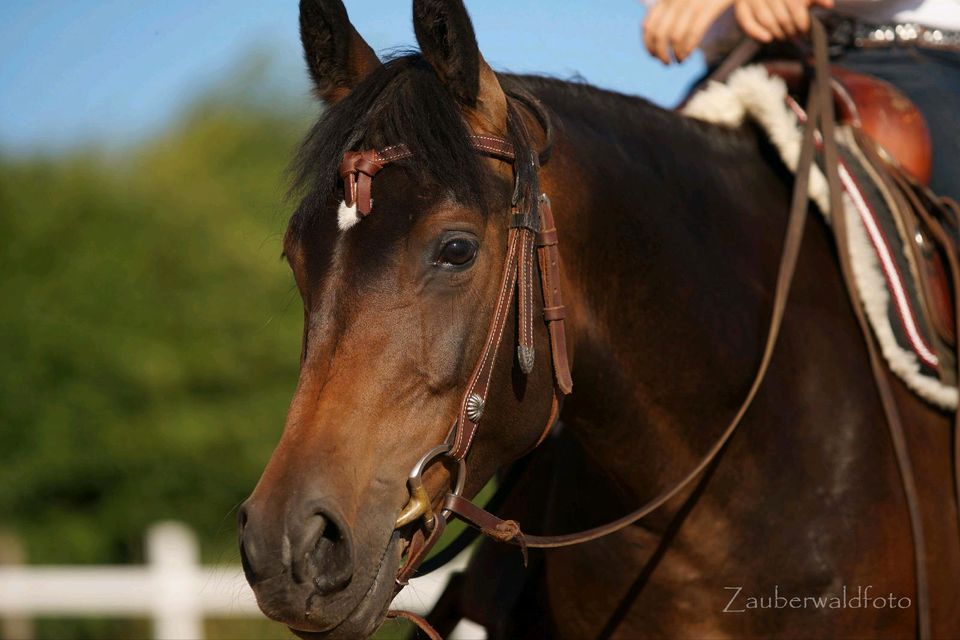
385, 610, 443, 640
395, 516, 447, 587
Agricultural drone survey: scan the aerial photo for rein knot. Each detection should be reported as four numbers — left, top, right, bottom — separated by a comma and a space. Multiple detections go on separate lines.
482, 519, 529, 566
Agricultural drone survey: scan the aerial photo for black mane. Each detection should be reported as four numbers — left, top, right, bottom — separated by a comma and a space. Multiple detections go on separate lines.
290, 53, 503, 238
287, 54, 750, 239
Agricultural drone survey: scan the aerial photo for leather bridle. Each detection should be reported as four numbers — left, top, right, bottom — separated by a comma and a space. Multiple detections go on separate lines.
337, 92, 575, 581
338, 75, 817, 583
337, 22, 938, 639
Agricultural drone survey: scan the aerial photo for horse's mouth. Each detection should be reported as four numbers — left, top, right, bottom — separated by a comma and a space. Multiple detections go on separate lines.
288, 531, 406, 640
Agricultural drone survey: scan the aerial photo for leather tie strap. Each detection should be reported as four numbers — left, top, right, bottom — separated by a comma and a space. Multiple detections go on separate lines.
395, 516, 446, 587
536, 194, 573, 394
339, 150, 384, 216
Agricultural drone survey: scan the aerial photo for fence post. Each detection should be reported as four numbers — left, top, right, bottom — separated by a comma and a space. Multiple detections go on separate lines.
0, 530, 34, 640
147, 522, 203, 640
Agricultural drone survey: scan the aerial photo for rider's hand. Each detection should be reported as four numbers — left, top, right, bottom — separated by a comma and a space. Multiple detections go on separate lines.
734, 0, 834, 43
643, 0, 834, 64
644, 0, 734, 64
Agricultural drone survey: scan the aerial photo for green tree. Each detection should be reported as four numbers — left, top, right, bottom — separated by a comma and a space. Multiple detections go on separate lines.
0, 64, 314, 639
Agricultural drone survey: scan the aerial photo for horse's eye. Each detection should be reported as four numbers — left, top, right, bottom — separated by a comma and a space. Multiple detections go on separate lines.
436, 238, 478, 268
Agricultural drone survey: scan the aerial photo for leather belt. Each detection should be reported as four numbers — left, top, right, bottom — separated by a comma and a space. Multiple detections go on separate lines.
825, 14, 960, 51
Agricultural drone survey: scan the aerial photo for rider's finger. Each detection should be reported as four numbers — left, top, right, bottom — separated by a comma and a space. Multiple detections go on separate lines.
676, 0, 733, 61
768, 0, 797, 36
788, 0, 810, 32
735, 2, 773, 42
651, 2, 684, 63
643, 3, 672, 62
745, 0, 785, 40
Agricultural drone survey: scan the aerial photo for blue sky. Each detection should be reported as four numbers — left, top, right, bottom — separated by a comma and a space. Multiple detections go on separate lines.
0, 0, 704, 154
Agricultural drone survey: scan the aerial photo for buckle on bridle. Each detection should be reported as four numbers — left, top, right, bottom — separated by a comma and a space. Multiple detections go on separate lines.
510, 206, 541, 232
394, 443, 467, 532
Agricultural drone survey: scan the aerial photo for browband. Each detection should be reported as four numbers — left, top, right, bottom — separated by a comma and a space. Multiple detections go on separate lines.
338, 136, 516, 216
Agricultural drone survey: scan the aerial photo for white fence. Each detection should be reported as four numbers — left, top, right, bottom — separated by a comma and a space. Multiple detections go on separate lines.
0, 521, 483, 639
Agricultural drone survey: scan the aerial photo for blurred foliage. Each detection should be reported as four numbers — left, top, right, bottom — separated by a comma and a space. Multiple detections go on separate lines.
0, 61, 318, 638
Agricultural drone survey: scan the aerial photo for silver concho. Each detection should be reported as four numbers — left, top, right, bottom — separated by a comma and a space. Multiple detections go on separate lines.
465, 393, 485, 423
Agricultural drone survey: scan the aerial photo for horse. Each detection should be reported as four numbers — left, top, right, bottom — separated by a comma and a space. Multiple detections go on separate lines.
237, 0, 960, 637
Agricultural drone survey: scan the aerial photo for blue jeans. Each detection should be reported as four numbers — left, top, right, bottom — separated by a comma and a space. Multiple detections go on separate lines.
830, 47, 960, 202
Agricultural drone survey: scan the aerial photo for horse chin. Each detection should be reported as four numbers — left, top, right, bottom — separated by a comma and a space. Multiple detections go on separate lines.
288, 531, 404, 640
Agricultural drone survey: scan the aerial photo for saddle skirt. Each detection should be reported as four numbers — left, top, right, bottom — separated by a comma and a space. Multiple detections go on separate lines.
683, 64, 959, 410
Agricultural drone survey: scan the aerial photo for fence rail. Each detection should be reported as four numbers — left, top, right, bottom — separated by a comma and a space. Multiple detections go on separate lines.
0, 521, 482, 639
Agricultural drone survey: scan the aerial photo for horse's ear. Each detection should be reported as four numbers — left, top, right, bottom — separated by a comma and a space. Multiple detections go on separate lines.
413, 0, 507, 131
300, 0, 381, 105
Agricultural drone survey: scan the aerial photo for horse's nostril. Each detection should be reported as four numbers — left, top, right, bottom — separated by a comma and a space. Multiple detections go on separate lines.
239, 531, 257, 586
237, 501, 263, 586
306, 510, 354, 595
238, 498, 355, 596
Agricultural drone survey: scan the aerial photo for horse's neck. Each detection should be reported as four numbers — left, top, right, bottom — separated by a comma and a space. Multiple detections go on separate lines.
546, 97, 793, 502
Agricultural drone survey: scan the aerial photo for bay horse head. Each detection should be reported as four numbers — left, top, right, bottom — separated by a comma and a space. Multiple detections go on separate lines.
238, 1, 568, 636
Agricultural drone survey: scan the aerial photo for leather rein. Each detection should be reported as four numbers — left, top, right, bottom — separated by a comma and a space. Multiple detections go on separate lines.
340, 23, 935, 637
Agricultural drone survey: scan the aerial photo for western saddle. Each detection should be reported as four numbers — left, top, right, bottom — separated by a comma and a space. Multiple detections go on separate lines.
766, 60, 958, 364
